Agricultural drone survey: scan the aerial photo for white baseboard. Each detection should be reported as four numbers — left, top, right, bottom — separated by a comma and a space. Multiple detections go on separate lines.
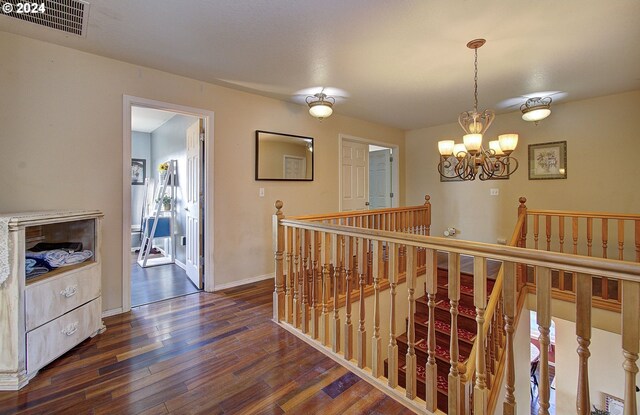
214, 273, 274, 291
102, 307, 124, 318
175, 258, 186, 271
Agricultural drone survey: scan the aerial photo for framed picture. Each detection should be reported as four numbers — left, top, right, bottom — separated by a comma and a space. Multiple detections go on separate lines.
528, 141, 567, 180
439, 156, 463, 182
604, 393, 624, 415
131, 158, 146, 185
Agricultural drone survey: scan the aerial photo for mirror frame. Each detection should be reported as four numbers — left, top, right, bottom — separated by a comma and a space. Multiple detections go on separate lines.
255, 130, 314, 181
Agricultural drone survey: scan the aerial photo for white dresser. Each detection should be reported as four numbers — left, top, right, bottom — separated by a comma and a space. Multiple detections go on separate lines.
0, 210, 104, 390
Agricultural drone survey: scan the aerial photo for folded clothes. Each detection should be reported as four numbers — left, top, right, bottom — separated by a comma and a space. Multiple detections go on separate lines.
30, 242, 83, 252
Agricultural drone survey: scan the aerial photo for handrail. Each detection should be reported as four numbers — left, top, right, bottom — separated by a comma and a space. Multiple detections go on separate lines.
280, 219, 640, 281
526, 209, 640, 221
291, 196, 431, 221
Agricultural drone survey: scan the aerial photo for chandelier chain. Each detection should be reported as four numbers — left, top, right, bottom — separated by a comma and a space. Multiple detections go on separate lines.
473, 47, 478, 112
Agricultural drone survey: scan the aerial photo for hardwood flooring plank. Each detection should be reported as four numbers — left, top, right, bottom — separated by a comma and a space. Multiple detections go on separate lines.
0, 279, 414, 415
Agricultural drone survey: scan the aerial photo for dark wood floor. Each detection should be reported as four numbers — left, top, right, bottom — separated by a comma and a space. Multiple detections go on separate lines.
131, 253, 200, 307
0, 280, 414, 415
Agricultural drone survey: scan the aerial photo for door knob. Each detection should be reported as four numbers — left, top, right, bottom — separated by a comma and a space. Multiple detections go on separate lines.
365, 202, 370, 206
185, 207, 190, 212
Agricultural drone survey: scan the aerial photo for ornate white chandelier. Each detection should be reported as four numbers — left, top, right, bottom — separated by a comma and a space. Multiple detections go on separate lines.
438, 39, 519, 181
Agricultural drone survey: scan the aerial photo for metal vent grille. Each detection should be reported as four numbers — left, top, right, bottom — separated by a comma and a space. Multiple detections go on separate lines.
1, 0, 89, 36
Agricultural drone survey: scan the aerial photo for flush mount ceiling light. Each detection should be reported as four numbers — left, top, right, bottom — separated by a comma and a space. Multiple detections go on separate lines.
521, 97, 552, 124
437, 39, 519, 181
306, 92, 335, 120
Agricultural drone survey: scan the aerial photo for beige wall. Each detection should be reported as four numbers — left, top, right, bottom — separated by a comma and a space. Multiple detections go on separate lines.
405, 90, 640, 244
258, 139, 310, 179
0, 32, 405, 312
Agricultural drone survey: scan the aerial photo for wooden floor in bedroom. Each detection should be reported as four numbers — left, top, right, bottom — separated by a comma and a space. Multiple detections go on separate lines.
0, 279, 414, 415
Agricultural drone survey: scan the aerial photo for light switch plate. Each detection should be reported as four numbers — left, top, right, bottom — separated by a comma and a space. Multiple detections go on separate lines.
490, 188, 499, 196
259, 188, 265, 197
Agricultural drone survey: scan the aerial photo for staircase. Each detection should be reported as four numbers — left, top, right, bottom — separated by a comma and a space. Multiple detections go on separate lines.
385, 265, 496, 412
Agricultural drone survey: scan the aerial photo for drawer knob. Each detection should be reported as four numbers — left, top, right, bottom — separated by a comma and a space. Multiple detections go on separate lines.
61, 322, 78, 336
60, 285, 78, 298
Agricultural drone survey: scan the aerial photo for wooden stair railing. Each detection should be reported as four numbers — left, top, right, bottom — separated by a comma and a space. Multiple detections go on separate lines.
272, 198, 640, 415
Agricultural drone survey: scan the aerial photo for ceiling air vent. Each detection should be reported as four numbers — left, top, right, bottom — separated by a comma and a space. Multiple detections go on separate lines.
1, 0, 90, 37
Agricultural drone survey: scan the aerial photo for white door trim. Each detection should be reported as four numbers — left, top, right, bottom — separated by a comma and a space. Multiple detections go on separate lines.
122, 95, 215, 313
338, 134, 400, 212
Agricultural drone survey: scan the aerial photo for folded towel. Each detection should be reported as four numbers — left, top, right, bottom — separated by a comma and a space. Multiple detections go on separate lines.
25, 258, 37, 274
65, 250, 93, 265
26, 267, 49, 279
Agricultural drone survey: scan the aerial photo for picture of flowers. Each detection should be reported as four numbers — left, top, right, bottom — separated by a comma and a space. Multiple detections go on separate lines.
528, 141, 567, 180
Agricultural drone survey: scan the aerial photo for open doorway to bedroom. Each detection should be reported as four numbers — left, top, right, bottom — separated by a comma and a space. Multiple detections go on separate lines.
129, 107, 203, 306
123, 96, 214, 312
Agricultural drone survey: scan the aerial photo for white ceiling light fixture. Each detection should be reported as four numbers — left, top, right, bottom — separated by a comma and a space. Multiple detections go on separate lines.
306, 92, 335, 120
437, 39, 519, 181
521, 97, 552, 124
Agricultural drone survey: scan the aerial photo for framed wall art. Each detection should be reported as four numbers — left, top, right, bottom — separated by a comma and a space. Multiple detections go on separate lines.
131, 158, 146, 185
604, 393, 624, 415
528, 141, 567, 180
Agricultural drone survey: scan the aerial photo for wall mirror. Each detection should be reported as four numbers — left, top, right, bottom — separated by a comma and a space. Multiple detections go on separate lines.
255, 130, 314, 181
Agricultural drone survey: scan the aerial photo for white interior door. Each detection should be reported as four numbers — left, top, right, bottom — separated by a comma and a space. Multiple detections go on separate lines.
283, 155, 306, 179
369, 149, 392, 209
342, 140, 369, 211
185, 120, 203, 288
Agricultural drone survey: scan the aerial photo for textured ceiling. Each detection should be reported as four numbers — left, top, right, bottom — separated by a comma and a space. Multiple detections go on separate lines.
2, 0, 639, 130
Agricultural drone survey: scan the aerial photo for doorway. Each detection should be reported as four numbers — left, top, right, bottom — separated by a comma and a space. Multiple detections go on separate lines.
339, 135, 399, 211
122, 96, 214, 312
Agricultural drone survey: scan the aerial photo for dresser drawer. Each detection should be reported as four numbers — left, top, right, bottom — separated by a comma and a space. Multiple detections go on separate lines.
27, 298, 102, 374
25, 264, 100, 331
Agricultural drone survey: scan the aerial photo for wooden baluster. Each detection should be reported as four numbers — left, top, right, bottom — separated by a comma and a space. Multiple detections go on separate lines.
357, 238, 367, 368
587, 217, 593, 256
310, 231, 319, 339
546, 215, 552, 251
537, 266, 552, 415
533, 214, 540, 250
602, 218, 609, 259
559, 216, 566, 292
573, 217, 579, 255
301, 230, 309, 334
344, 236, 354, 360
448, 252, 461, 414
618, 220, 625, 260
622, 280, 640, 415
273, 201, 285, 321
292, 227, 300, 328
425, 248, 438, 412
576, 273, 592, 414
387, 243, 398, 388
518, 197, 527, 248
332, 234, 340, 353
503, 261, 517, 415
320, 232, 330, 345
473, 256, 488, 415
405, 245, 417, 399
425, 195, 431, 236
636, 220, 640, 262
285, 226, 293, 323
371, 240, 383, 377
489, 315, 496, 375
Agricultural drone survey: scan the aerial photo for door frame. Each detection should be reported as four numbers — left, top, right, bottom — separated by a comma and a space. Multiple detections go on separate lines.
338, 134, 400, 211
122, 95, 215, 313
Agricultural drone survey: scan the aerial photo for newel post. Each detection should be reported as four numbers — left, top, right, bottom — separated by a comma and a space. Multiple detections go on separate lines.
273, 200, 285, 321
517, 197, 527, 289
424, 195, 431, 236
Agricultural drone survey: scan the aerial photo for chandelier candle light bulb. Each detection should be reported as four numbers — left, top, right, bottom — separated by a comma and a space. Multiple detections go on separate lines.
489, 140, 505, 156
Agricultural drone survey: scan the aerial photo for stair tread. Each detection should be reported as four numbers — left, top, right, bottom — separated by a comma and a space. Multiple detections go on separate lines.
396, 334, 468, 363
435, 300, 477, 319
413, 312, 476, 343
396, 355, 448, 394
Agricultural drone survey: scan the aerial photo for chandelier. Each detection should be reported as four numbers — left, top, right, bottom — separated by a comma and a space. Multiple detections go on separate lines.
306, 92, 335, 120
437, 39, 519, 181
